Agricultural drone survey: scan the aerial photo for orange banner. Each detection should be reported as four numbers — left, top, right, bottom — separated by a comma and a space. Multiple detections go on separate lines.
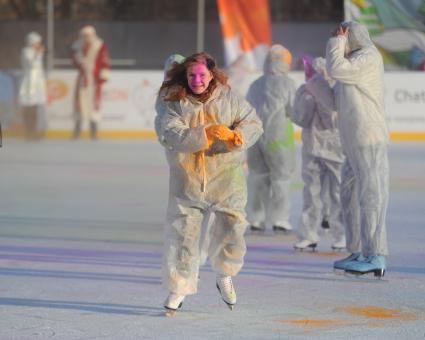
217, 0, 272, 70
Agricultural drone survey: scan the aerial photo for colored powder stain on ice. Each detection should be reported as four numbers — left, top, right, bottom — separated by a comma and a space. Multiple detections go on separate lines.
311, 252, 344, 257
280, 319, 346, 328
341, 306, 419, 321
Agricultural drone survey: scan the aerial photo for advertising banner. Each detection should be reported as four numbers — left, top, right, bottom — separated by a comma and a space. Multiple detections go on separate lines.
25, 70, 425, 141
345, 0, 425, 70
47, 70, 163, 133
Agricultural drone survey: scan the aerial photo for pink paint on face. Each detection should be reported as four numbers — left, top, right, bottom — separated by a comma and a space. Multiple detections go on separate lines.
187, 62, 213, 95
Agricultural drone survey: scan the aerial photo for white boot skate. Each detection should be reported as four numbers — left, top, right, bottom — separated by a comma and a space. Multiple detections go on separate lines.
216, 274, 236, 310
294, 239, 318, 252
331, 237, 346, 251
273, 221, 293, 233
250, 223, 265, 233
164, 293, 185, 317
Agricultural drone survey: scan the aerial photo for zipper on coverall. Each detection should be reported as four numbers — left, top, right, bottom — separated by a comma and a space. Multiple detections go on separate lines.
199, 105, 207, 193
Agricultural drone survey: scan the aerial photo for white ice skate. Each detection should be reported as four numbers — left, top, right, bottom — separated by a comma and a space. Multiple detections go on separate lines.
216, 274, 236, 310
164, 293, 185, 317
250, 223, 265, 233
272, 222, 293, 233
294, 239, 318, 252
331, 237, 346, 251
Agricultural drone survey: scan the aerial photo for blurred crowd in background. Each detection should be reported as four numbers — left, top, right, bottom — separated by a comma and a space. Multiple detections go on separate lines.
1, 0, 425, 140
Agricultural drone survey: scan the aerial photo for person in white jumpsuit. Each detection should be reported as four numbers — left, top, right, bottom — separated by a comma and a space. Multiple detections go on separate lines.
19, 32, 46, 140
245, 44, 296, 233
156, 52, 263, 314
155, 54, 185, 147
156, 53, 215, 266
326, 21, 389, 277
292, 57, 346, 251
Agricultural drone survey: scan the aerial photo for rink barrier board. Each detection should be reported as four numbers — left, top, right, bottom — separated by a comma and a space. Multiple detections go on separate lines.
4, 130, 425, 141
3, 70, 424, 141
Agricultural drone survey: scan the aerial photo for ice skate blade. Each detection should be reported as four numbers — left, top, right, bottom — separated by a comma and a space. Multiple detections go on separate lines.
164, 309, 177, 317
345, 268, 386, 279
226, 303, 235, 311
164, 302, 183, 317
216, 284, 236, 311
221, 300, 236, 311
250, 226, 265, 234
294, 243, 317, 252
333, 268, 346, 275
273, 226, 292, 234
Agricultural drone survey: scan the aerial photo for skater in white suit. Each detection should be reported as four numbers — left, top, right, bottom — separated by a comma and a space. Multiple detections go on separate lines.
326, 21, 389, 277
292, 57, 346, 252
245, 44, 296, 233
156, 52, 262, 315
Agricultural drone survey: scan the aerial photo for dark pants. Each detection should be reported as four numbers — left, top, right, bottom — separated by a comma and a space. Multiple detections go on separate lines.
22, 106, 38, 140
73, 120, 98, 140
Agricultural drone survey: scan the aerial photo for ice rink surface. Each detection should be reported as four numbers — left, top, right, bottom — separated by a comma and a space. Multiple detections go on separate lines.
0, 138, 424, 340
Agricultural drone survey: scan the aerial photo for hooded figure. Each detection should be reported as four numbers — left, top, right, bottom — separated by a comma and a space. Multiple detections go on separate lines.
326, 21, 389, 276
155, 54, 185, 147
72, 26, 111, 140
292, 57, 345, 251
19, 32, 46, 140
245, 44, 296, 232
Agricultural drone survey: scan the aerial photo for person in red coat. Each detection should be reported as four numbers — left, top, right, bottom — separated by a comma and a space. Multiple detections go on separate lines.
72, 26, 110, 140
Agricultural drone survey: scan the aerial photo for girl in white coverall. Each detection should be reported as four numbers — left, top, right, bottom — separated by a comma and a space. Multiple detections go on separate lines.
155, 52, 262, 315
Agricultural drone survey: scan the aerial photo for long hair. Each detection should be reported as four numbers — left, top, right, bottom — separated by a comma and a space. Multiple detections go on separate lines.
160, 52, 228, 102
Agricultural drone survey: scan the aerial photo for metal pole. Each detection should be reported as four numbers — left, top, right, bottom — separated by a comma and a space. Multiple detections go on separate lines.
46, 0, 54, 72
196, 0, 205, 52
343, 0, 351, 21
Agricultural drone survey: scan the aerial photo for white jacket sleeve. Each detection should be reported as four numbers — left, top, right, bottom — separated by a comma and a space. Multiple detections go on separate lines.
292, 85, 315, 128
305, 75, 335, 113
305, 75, 336, 129
326, 36, 370, 85
246, 80, 259, 109
285, 79, 296, 119
232, 93, 263, 150
162, 102, 209, 153
154, 95, 164, 135
154, 93, 169, 148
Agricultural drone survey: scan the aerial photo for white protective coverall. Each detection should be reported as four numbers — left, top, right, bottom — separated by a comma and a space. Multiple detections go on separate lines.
155, 54, 185, 147
246, 45, 296, 229
293, 58, 345, 244
326, 21, 389, 256
158, 84, 263, 295
155, 54, 218, 265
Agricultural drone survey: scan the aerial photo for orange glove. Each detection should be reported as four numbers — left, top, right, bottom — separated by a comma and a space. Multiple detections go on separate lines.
233, 130, 244, 146
205, 125, 244, 148
205, 125, 218, 147
213, 125, 235, 141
